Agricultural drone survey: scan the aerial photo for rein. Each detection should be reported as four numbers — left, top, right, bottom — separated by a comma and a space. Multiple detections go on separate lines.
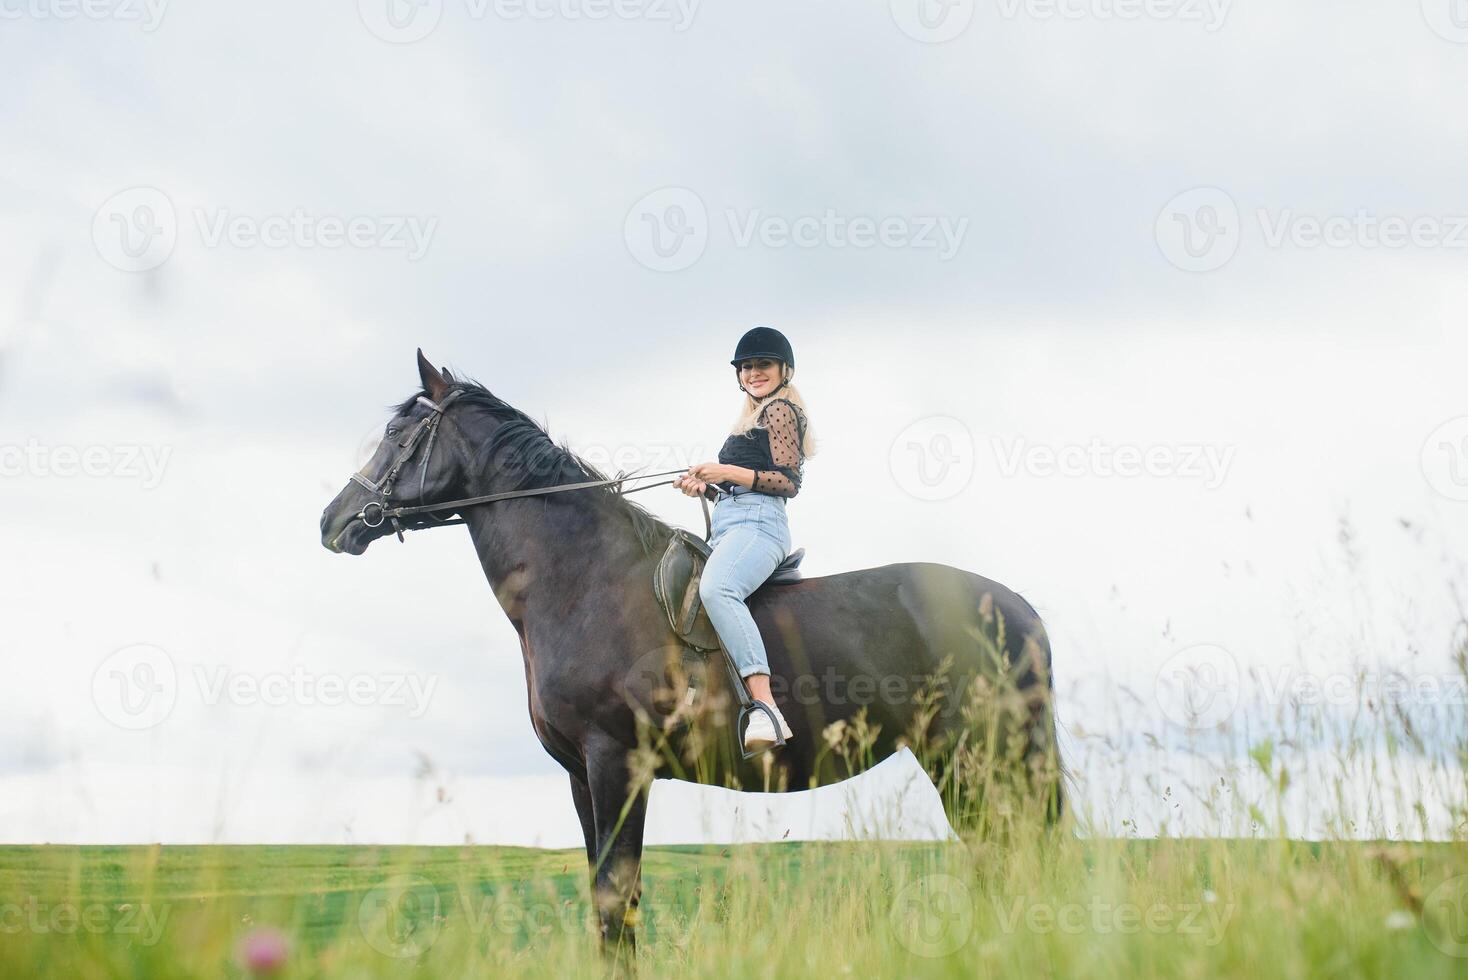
352, 391, 725, 541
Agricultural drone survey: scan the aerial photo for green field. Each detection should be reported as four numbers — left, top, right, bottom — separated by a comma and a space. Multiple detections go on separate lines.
2, 838, 1465, 978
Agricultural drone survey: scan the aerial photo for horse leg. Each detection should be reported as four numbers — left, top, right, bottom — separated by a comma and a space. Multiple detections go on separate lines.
586, 732, 648, 971
570, 771, 615, 955
570, 771, 597, 872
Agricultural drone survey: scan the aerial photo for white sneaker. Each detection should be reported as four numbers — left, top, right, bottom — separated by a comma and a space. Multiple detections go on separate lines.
743, 701, 793, 751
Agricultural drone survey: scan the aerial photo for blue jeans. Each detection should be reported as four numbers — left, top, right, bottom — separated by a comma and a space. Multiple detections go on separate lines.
698, 491, 792, 679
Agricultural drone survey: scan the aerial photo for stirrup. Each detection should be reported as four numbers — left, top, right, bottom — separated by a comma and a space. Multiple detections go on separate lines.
738, 700, 787, 759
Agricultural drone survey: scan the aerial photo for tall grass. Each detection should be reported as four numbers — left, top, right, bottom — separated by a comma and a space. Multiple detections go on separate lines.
3, 586, 1464, 977
1, 833, 1464, 977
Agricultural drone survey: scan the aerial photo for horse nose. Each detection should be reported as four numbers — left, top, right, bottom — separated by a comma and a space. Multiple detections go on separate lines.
319, 508, 348, 552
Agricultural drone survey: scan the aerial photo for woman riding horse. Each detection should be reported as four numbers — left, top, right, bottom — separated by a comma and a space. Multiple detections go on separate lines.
319, 345, 1062, 965
672, 327, 816, 752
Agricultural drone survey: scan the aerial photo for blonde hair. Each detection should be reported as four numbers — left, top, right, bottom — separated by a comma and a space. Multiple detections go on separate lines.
729, 361, 818, 458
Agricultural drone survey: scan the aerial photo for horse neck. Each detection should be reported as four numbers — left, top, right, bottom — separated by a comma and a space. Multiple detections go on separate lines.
448, 423, 646, 634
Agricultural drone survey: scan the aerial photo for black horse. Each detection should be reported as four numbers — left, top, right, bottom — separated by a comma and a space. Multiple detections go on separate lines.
320, 352, 1062, 964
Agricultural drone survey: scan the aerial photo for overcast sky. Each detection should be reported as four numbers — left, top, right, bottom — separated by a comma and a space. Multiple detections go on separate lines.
3, 1, 1466, 845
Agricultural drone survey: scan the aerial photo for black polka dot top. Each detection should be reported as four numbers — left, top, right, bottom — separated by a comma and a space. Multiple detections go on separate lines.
715, 398, 808, 497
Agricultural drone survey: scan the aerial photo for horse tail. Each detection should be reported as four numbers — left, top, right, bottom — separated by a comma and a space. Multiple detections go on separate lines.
1009, 591, 1066, 826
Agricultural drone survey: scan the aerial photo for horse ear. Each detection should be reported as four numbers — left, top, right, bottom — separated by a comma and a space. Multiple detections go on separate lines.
442, 367, 456, 384
416, 348, 449, 401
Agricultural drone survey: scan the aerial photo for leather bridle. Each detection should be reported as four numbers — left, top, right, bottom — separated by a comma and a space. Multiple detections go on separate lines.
350, 391, 725, 541
351, 392, 462, 539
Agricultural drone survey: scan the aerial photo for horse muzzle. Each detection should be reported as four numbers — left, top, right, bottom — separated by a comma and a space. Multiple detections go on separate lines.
321, 496, 382, 555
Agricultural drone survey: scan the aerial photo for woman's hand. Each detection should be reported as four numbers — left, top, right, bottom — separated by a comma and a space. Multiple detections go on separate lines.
672, 473, 708, 498
674, 462, 730, 497
688, 462, 728, 484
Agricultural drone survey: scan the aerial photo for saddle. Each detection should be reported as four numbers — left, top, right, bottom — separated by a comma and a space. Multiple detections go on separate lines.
651, 529, 803, 757
653, 528, 805, 653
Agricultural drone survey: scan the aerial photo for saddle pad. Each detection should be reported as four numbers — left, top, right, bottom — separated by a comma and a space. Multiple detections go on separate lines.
653, 529, 723, 652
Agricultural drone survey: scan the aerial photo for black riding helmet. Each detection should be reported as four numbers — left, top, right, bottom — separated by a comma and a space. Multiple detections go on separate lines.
730, 326, 794, 369
730, 326, 794, 398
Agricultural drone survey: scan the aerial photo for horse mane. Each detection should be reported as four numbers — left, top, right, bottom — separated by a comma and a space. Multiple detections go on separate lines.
395, 379, 674, 557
